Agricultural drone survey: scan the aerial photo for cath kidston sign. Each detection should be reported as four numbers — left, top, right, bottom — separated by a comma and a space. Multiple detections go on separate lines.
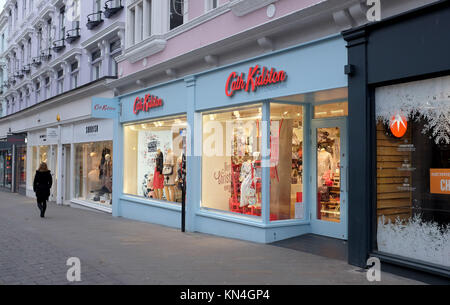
225, 65, 287, 97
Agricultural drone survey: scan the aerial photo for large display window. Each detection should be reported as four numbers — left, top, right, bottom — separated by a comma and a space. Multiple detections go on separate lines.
74, 141, 113, 206
270, 103, 304, 221
375, 75, 450, 268
16, 146, 27, 193
123, 116, 187, 204
202, 104, 263, 217
0, 149, 12, 189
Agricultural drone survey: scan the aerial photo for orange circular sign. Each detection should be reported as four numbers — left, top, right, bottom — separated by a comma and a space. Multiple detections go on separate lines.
390, 114, 408, 138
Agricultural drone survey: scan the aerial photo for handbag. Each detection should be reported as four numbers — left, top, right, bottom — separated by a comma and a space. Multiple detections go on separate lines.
162, 165, 173, 176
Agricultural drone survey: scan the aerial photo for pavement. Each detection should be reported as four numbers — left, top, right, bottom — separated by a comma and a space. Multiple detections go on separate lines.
0, 192, 433, 285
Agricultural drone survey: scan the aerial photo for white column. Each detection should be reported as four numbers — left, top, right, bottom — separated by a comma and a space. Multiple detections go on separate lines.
126, 8, 135, 47
134, 4, 142, 44
143, 0, 151, 39
70, 142, 75, 202
56, 125, 63, 205
102, 40, 109, 76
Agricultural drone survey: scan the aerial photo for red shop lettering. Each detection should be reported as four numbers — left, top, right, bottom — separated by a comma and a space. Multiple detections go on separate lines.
133, 94, 163, 115
225, 65, 287, 97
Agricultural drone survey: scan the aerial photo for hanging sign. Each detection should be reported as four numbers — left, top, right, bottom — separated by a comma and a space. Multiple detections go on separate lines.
133, 94, 163, 115
92, 97, 119, 119
430, 169, 450, 195
390, 114, 408, 138
225, 65, 287, 97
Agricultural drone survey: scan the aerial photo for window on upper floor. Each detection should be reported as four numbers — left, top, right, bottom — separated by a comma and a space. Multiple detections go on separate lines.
71, 61, 78, 72
170, 0, 185, 30
206, 0, 219, 12
111, 56, 118, 77
57, 79, 63, 95
71, 72, 78, 89
23, 0, 27, 17
92, 62, 101, 81
71, 60, 79, 89
45, 76, 51, 98
110, 39, 121, 54
59, 7, 66, 40
37, 28, 43, 52
47, 19, 53, 44
27, 39, 32, 64
92, 49, 101, 62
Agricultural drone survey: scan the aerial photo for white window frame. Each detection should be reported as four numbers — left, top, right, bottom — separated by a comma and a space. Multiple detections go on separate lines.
205, 0, 218, 12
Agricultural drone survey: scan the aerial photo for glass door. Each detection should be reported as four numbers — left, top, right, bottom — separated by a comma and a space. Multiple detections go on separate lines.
311, 118, 347, 240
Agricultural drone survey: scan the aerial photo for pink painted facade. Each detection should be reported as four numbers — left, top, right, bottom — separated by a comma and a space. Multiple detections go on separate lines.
119, 0, 322, 79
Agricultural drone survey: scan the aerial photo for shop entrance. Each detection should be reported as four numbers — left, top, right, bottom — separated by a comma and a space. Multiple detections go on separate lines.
311, 118, 348, 240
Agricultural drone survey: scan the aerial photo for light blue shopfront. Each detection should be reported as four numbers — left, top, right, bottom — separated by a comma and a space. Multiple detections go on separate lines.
96, 34, 348, 243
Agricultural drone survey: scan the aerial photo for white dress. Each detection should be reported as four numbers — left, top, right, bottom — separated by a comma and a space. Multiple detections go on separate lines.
240, 161, 257, 207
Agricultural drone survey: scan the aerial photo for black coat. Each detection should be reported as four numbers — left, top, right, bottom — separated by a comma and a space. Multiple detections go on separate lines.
33, 170, 53, 200
155, 152, 164, 173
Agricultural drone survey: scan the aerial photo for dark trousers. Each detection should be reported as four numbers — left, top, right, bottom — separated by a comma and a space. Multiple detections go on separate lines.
37, 199, 47, 217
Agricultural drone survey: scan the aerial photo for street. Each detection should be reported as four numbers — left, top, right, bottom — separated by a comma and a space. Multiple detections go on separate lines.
0, 192, 427, 285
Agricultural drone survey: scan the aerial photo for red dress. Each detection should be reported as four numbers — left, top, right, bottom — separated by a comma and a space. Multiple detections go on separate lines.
153, 167, 164, 189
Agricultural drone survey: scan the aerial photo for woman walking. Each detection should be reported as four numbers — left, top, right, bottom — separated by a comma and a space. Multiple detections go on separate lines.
33, 162, 53, 218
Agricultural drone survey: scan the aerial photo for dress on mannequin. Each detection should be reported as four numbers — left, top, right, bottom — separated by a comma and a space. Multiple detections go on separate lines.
317, 148, 333, 186
101, 154, 112, 193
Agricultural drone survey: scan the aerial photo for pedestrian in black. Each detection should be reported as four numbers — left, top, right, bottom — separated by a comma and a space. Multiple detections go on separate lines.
33, 162, 53, 218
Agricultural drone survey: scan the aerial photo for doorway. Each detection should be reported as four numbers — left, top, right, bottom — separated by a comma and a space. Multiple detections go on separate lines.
311, 118, 348, 240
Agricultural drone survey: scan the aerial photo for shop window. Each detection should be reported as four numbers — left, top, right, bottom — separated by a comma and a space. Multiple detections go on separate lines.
0, 150, 12, 189
202, 104, 262, 217
74, 141, 113, 206
270, 104, 304, 221
375, 75, 450, 268
123, 116, 187, 203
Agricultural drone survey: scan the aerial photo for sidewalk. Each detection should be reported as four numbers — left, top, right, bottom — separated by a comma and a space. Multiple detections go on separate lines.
0, 192, 425, 285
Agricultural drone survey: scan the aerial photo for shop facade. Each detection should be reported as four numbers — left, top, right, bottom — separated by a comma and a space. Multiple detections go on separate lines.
105, 34, 351, 244
344, 1, 450, 276
0, 79, 115, 212
0, 134, 26, 193
26, 119, 114, 212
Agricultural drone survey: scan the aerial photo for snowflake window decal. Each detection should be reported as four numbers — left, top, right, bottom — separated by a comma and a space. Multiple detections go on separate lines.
376, 75, 450, 144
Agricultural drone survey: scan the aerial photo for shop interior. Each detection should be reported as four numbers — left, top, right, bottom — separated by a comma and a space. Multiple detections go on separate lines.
74, 141, 113, 206
201, 87, 347, 223
123, 117, 187, 204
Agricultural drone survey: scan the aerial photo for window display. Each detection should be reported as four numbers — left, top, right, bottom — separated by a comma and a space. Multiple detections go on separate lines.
316, 127, 341, 222
123, 116, 187, 204
16, 146, 26, 192
270, 104, 304, 221
0, 150, 12, 189
202, 105, 262, 217
375, 75, 450, 268
74, 141, 113, 206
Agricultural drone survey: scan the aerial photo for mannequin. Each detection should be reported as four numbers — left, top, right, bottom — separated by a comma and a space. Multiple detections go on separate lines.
317, 147, 333, 186
163, 148, 177, 202
153, 149, 164, 200
102, 154, 112, 193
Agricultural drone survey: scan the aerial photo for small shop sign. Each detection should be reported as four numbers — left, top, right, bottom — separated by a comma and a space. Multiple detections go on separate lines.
430, 169, 450, 195
92, 97, 119, 119
225, 65, 287, 97
46, 128, 59, 140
